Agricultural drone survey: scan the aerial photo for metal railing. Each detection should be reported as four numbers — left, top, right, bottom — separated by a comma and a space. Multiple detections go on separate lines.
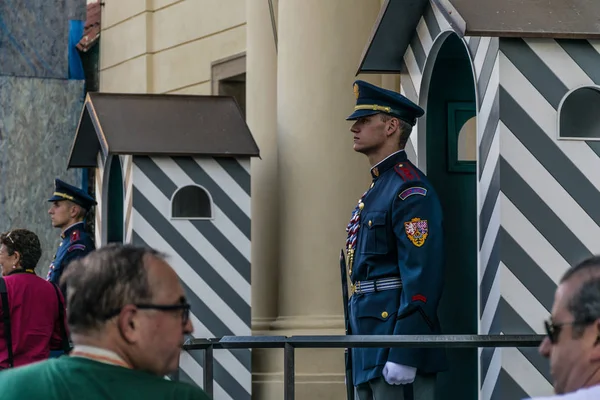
182, 334, 546, 399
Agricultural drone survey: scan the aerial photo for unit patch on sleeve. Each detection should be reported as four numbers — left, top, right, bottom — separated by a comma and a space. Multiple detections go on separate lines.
404, 217, 429, 247
67, 244, 86, 253
399, 186, 427, 200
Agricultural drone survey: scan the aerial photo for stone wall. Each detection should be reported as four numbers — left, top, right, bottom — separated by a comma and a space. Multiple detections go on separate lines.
0, 76, 84, 277
0, 0, 85, 79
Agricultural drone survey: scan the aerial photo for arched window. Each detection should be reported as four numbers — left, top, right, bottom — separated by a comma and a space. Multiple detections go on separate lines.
559, 86, 600, 140
171, 185, 213, 219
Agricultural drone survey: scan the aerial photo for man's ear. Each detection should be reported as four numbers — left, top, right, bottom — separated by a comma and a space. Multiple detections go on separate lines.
117, 305, 140, 344
386, 117, 400, 137
589, 319, 600, 362
69, 203, 81, 219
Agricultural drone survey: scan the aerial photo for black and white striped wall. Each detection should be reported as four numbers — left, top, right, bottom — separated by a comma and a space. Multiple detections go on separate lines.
95, 153, 252, 400
398, 1, 600, 398
132, 155, 252, 400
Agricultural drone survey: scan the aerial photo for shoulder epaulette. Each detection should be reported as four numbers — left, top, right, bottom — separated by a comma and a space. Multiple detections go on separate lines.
394, 162, 421, 182
70, 230, 81, 243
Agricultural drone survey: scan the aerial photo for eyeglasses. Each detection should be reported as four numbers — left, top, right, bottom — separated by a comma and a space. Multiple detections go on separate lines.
105, 301, 191, 326
544, 318, 592, 344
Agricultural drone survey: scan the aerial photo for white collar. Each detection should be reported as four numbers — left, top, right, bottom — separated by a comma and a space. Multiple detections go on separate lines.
371, 149, 405, 172
61, 221, 84, 236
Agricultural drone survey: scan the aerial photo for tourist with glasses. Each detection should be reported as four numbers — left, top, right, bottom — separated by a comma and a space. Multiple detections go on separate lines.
0, 229, 69, 370
524, 255, 600, 399
0, 244, 210, 400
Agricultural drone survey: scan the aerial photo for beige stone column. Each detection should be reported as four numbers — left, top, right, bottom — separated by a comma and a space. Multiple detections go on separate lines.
248, 0, 279, 335
272, 1, 382, 398
246, 2, 282, 398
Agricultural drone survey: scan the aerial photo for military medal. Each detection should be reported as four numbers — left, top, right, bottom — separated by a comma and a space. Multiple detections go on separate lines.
345, 196, 366, 277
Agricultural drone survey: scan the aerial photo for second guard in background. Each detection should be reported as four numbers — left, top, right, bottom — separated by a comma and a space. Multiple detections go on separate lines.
46, 178, 96, 292
343, 80, 447, 400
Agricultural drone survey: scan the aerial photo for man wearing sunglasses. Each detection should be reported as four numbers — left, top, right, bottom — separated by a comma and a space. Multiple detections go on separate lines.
0, 244, 210, 400
525, 255, 600, 399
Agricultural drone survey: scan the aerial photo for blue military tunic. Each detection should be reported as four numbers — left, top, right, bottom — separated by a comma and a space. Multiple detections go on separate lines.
345, 150, 447, 386
46, 222, 95, 286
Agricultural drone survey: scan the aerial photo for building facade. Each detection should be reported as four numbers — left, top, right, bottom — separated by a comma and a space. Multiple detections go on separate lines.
97, 1, 392, 399
96, 0, 600, 399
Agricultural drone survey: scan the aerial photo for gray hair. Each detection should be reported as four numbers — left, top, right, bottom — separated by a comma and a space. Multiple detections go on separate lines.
560, 255, 600, 338
60, 244, 165, 334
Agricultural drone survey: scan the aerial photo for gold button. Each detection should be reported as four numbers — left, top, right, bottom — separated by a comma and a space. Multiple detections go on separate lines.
368, 220, 372, 227
381, 311, 389, 318
359, 202, 364, 210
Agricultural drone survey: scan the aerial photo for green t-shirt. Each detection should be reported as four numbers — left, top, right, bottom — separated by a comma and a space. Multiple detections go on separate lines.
0, 356, 210, 400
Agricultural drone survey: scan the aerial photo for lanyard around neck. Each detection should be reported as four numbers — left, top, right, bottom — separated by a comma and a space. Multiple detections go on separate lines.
70, 349, 131, 369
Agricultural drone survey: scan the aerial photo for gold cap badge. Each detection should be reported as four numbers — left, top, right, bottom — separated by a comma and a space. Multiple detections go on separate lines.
353, 83, 359, 99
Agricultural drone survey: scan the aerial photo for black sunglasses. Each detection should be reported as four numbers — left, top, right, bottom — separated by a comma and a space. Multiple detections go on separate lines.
544, 318, 592, 344
105, 301, 191, 326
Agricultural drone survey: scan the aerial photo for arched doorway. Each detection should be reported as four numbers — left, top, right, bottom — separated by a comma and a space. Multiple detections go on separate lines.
424, 33, 478, 400
106, 156, 124, 243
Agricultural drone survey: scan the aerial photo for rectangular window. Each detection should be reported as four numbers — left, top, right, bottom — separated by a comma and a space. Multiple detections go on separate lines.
447, 102, 476, 173
211, 53, 246, 119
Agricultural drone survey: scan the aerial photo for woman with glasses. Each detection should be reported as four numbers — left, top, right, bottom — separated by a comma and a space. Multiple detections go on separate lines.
0, 229, 69, 369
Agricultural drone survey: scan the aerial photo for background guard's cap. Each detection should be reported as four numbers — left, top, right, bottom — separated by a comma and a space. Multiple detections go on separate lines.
48, 178, 97, 210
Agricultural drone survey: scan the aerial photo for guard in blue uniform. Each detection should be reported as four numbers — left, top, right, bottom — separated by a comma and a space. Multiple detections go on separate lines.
46, 178, 96, 291
344, 80, 447, 400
